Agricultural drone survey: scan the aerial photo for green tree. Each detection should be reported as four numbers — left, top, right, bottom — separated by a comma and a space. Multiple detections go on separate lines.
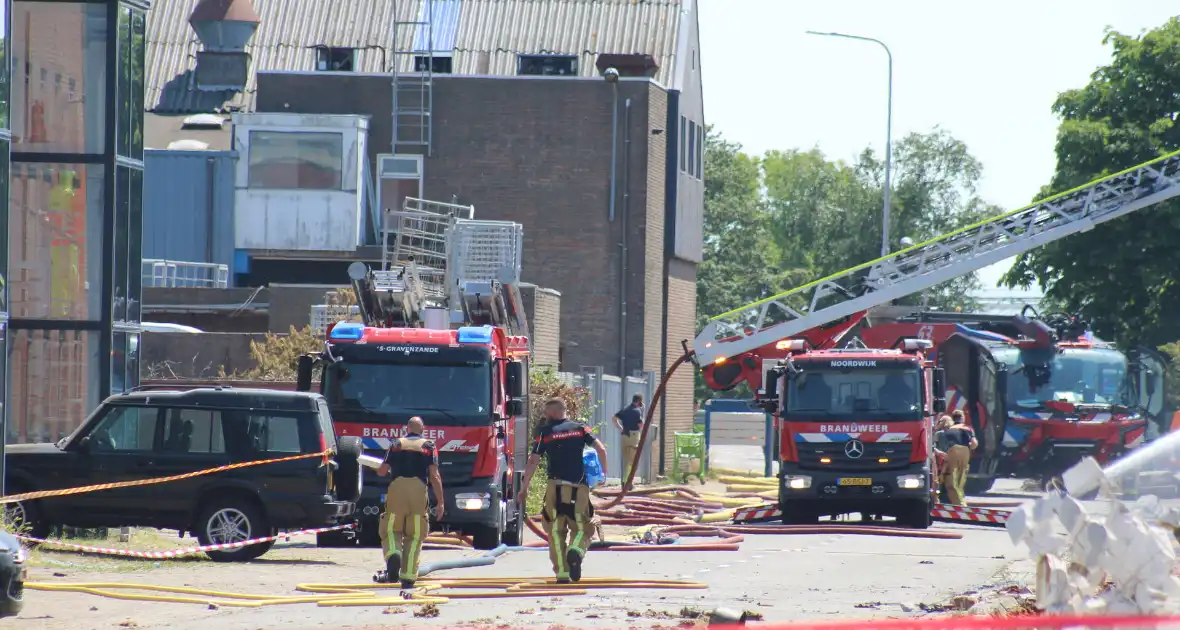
1002, 18, 1180, 347
761, 128, 994, 311
695, 130, 802, 401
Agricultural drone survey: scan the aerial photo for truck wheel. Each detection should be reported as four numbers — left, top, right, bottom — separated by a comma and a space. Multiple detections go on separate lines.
334, 437, 363, 503
901, 500, 932, 530
501, 500, 523, 547
780, 501, 815, 525
195, 497, 274, 562
471, 524, 501, 550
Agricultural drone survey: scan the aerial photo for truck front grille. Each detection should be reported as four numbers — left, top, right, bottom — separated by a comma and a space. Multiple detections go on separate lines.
796, 441, 912, 471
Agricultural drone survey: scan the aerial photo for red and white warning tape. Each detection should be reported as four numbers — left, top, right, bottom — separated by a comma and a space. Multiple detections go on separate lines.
930, 503, 1009, 525
733, 502, 1012, 525
732, 504, 781, 522
16, 524, 353, 559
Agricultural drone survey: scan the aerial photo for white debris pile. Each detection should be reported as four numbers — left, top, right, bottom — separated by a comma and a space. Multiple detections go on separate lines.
1005, 456, 1180, 615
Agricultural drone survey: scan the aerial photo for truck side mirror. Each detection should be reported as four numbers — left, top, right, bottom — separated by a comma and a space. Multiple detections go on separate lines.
505, 399, 525, 417
931, 367, 947, 412
296, 355, 314, 392
1146, 374, 1157, 396
506, 361, 525, 399
764, 369, 780, 400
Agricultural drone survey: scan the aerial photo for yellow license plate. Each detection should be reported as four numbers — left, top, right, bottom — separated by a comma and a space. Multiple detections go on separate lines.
838, 477, 872, 486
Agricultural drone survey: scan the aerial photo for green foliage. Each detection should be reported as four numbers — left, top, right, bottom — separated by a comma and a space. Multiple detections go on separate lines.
1002, 18, 1180, 347
1159, 342, 1180, 415
695, 127, 996, 402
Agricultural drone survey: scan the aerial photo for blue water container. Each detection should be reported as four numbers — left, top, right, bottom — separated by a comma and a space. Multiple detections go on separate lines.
583, 448, 606, 487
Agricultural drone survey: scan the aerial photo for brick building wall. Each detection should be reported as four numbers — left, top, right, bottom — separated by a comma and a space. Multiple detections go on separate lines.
520, 284, 561, 370
254, 72, 698, 472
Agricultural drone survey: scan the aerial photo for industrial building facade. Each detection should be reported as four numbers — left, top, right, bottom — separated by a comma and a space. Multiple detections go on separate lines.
142, 0, 705, 473
4, 0, 149, 444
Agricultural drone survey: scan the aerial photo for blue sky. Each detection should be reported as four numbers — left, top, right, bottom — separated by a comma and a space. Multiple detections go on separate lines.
697, 1, 1177, 296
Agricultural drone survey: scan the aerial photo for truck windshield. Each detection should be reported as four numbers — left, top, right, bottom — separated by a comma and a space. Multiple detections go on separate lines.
322, 361, 492, 424
994, 347, 1130, 407
785, 368, 922, 418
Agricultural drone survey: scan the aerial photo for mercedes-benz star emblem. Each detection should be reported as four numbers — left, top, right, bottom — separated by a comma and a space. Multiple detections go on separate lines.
844, 440, 865, 459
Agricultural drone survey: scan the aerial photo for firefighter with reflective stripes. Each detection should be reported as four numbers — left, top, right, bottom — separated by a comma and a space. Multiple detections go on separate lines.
519, 398, 608, 583
376, 416, 444, 588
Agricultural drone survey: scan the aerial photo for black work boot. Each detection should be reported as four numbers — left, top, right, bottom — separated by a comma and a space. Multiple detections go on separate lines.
566, 548, 583, 583
400, 578, 416, 590
555, 577, 571, 585
386, 553, 402, 585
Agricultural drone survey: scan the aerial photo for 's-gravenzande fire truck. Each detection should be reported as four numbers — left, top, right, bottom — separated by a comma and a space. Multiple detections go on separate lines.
758, 337, 946, 528
297, 198, 532, 549
858, 307, 1169, 492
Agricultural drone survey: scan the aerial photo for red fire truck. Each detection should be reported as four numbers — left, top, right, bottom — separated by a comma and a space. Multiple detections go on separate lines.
857, 308, 1168, 492
758, 338, 946, 528
298, 199, 532, 549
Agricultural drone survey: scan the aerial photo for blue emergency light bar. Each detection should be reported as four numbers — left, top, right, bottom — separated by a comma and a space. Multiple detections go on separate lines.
328, 322, 365, 340
457, 325, 495, 345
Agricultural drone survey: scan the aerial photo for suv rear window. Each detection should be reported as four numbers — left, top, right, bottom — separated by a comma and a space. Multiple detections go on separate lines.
316, 399, 337, 450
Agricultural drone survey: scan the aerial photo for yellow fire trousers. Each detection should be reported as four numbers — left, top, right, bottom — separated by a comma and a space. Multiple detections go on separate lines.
943, 445, 971, 506
379, 476, 429, 581
542, 480, 594, 579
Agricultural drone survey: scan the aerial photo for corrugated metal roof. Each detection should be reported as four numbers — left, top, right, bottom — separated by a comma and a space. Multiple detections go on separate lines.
147, 0, 685, 114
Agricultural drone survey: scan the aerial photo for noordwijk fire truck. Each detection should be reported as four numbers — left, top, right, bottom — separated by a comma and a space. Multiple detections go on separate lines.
297, 198, 532, 549
757, 336, 947, 528
690, 151, 1180, 526
857, 307, 1168, 492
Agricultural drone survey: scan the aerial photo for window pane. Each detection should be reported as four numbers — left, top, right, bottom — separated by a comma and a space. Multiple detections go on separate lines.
688, 121, 696, 178
248, 131, 343, 190
8, 329, 101, 444
115, 6, 130, 157
126, 333, 139, 390
128, 169, 143, 321
246, 413, 303, 453
162, 408, 225, 454
111, 331, 127, 394
679, 117, 686, 172
9, 163, 104, 320
0, 0, 10, 129
90, 405, 156, 452
697, 125, 704, 178
11, 2, 107, 154
130, 10, 146, 159
0, 142, 9, 318
113, 166, 130, 322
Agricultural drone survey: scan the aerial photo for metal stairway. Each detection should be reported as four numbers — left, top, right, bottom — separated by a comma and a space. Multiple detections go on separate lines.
391, 0, 436, 155
693, 150, 1180, 365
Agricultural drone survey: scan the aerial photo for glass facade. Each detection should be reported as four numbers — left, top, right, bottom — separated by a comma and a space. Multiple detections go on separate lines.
5, 0, 148, 447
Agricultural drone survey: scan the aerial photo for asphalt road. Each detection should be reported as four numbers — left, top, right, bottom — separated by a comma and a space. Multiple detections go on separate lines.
8, 446, 1037, 629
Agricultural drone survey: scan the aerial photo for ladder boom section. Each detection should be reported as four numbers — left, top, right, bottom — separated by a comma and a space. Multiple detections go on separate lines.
694, 151, 1180, 366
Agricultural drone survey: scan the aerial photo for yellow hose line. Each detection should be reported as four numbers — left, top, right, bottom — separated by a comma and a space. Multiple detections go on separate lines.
709, 467, 765, 478
725, 484, 780, 493
696, 508, 736, 523
716, 475, 776, 485
27, 576, 707, 608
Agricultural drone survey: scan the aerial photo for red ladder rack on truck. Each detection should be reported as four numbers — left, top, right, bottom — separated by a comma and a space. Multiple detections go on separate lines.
297, 197, 532, 550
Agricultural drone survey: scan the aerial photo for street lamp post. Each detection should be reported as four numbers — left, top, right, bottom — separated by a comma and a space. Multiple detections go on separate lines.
806, 30, 893, 258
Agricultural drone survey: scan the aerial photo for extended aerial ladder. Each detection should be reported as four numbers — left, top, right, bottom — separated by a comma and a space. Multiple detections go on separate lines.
693, 150, 1180, 367
348, 197, 531, 338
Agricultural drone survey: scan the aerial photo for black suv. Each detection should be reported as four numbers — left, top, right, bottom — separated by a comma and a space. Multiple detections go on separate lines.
4, 387, 362, 562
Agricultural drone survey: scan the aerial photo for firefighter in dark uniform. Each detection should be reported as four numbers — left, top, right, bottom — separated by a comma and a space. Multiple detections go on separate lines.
376, 416, 445, 588
518, 398, 609, 583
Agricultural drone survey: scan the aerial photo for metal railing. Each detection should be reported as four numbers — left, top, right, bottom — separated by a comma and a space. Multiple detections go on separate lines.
142, 259, 230, 289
